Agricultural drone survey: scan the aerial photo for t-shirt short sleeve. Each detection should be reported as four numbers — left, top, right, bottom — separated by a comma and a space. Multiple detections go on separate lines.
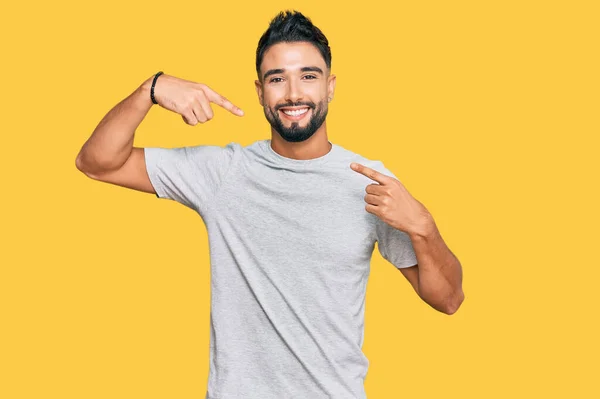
376, 218, 418, 269
144, 142, 238, 213
373, 161, 418, 269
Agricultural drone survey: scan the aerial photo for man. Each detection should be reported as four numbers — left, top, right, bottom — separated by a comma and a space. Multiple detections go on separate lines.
76, 9, 464, 399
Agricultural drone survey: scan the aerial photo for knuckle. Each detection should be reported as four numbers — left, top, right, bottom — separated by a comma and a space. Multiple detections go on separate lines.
201, 85, 213, 97
197, 90, 209, 101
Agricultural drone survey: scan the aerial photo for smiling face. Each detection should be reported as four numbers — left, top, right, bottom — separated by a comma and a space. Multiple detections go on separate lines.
255, 41, 336, 143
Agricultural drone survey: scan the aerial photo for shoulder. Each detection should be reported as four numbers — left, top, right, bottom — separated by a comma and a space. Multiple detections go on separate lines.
182, 141, 244, 162
332, 143, 390, 175
185, 141, 243, 153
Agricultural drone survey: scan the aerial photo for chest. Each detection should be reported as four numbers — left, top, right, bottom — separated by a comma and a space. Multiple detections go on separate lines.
213, 166, 377, 270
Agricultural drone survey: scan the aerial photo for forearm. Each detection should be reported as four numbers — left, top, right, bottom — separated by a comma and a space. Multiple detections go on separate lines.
76, 75, 154, 174
409, 214, 464, 314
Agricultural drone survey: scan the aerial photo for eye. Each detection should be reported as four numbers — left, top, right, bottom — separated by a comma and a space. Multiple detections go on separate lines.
269, 75, 317, 83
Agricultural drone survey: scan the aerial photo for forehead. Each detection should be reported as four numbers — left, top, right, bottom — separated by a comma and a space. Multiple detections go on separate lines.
261, 41, 326, 72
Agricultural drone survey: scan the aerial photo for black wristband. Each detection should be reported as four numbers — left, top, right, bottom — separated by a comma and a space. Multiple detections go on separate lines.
150, 71, 164, 105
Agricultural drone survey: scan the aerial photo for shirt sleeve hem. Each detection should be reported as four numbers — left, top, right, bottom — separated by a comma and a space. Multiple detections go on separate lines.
144, 147, 168, 199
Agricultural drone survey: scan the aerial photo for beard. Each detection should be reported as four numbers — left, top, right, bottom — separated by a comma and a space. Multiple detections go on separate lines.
263, 98, 328, 143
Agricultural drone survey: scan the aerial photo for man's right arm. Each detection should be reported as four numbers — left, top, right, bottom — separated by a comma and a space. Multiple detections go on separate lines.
75, 73, 244, 195
75, 75, 156, 194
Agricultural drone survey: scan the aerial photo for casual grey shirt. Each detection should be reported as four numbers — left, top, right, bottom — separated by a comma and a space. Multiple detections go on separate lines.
144, 139, 418, 399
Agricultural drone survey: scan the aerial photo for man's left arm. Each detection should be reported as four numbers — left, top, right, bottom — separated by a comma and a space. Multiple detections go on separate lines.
350, 161, 465, 315
404, 214, 464, 315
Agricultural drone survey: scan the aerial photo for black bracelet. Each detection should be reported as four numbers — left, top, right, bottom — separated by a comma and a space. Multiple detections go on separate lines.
150, 71, 164, 105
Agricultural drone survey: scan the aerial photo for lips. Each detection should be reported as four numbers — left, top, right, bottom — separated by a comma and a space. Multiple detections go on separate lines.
279, 107, 311, 121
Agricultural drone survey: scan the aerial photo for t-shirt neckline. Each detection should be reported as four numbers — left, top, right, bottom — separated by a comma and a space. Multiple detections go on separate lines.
262, 139, 337, 166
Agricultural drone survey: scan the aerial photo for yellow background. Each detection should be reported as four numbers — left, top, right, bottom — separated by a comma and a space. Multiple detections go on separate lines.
1, 1, 598, 398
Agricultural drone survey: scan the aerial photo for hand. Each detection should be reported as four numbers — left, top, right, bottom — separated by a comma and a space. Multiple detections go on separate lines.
350, 162, 431, 235
149, 74, 244, 125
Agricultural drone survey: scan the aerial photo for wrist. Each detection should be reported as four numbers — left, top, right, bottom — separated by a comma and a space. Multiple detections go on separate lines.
408, 212, 437, 241
129, 78, 153, 111
148, 71, 164, 105
136, 76, 154, 107
140, 75, 154, 95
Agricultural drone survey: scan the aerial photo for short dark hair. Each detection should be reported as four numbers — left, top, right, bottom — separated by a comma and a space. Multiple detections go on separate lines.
256, 10, 332, 81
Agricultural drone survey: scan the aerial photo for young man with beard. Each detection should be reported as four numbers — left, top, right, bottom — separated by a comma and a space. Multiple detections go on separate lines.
76, 9, 464, 399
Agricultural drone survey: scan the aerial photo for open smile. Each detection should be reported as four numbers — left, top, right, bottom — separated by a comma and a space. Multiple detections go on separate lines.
279, 107, 311, 121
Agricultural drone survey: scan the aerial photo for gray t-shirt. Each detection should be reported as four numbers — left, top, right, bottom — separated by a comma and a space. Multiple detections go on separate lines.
144, 139, 417, 399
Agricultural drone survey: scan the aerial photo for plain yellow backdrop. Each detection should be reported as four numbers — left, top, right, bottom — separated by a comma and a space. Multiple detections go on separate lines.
1, 1, 598, 398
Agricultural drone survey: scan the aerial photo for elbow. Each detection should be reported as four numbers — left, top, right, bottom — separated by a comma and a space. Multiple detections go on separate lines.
419, 283, 465, 315
443, 290, 465, 315
75, 152, 111, 178
75, 153, 85, 172
75, 153, 90, 175
75, 153, 95, 178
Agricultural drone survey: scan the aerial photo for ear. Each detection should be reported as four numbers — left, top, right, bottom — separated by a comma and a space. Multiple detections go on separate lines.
327, 74, 336, 102
255, 79, 264, 106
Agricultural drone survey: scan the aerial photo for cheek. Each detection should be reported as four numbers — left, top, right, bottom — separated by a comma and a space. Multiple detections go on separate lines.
313, 82, 329, 95
263, 94, 280, 109
263, 86, 285, 99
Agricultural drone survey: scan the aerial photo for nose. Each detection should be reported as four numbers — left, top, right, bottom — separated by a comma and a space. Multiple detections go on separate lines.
285, 78, 302, 104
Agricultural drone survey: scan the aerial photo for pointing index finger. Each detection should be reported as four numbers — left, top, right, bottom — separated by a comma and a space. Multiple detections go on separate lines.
350, 162, 391, 184
203, 86, 245, 116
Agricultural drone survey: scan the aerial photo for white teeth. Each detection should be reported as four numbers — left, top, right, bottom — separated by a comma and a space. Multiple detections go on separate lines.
282, 108, 309, 116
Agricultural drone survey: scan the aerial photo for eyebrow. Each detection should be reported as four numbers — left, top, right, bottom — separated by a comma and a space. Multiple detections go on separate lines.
263, 66, 324, 81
